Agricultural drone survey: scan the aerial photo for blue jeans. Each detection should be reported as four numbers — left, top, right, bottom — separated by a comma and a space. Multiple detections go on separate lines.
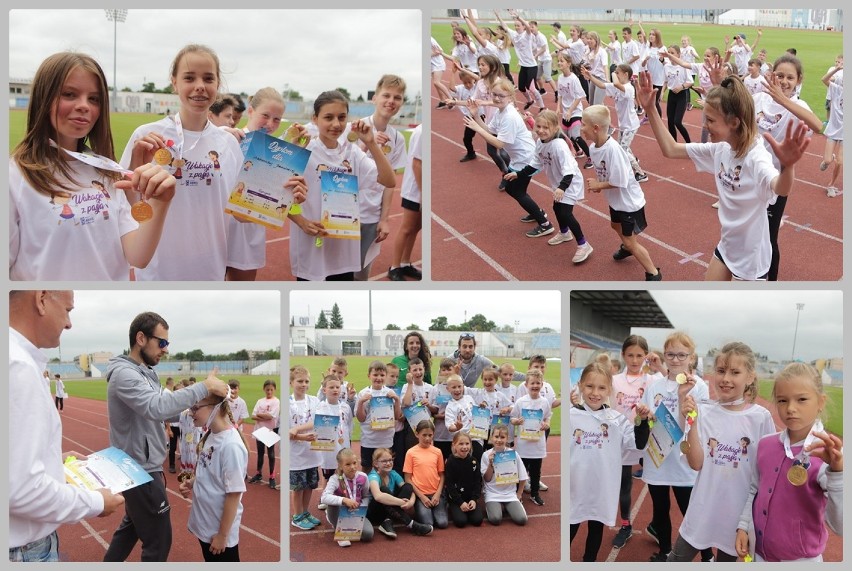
9, 531, 59, 562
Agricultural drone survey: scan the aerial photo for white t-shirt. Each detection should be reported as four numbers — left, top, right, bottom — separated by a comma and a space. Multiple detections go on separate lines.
641, 376, 709, 486
507, 28, 536, 68
534, 31, 551, 62
451, 83, 476, 118
664, 62, 692, 92
612, 371, 663, 464
557, 73, 585, 119
316, 400, 353, 470
254, 396, 280, 431
474, 40, 499, 59
678, 403, 776, 554
824, 81, 843, 140
428, 383, 453, 443
227, 396, 250, 427
495, 39, 511, 65
646, 47, 667, 85
401, 381, 432, 406
566, 38, 587, 66
467, 388, 512, 416
225, 216, 266, 270
590, 136, 646, 212
686, 141, 778, 280
731, 43, 752, 75
681, 45, 699, 65
530, 137, 584, 205
569, 405, 636, 526
120, 117, 241, 280
487, 105, 536, 171
587, 49, 608, 80
481, 446, 528, 502
452, 41, 478, 71
444, 395, 480, 442
743, 74, 769, 96
606, 83, 640, 132
754, 93, 814, 170
606, 40, 622, 66
496, 383, 518, 404
360, 116, 407, 224
400, 125, 422, 204
430, 37, 446, 72
186, 428, 247, 548
689, 63, 713, 102
622, 40, 641, 75
356, 386, 397, 448
511, 395, 551, 459
288, 395, 320, 470
9, 159, 138, 281
290, 138, 378, 280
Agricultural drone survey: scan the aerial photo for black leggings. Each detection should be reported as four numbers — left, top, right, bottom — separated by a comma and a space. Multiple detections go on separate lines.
502, 63, 515, 84
462, 126, 476, 155
521, 457, 543, 495
199, 540, 239, 562
767, 195, 787, 281
553, 202, 585, 240
448, 499, 484, 527
55, 397, 64, 411
648, 484, 712, 559
296, 272, 353, 281
168, 425, 180, 469
666, 89, 691, 142
518, 66, 538, 94
366, 482, 415, 526
505, 172, 547, 225
255, 427, 278, 475
652, 84, 663, 116
619, 465, 633, 520
570, 520, 605, 562
487, 142, 510, 175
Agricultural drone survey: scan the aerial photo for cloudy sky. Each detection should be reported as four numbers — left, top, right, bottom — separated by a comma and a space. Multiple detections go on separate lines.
45, 290, 281, 360
289, 290, 562, 333
8, 9, 422, 101
628, 290, 842, 363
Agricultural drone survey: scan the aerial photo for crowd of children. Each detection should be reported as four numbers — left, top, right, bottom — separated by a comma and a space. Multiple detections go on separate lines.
570, 333, 843, 562
433, 12, 842, 281
289, 354, 560, 548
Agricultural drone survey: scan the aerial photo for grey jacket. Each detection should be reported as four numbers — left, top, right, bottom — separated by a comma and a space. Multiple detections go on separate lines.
105, 356, 208, 472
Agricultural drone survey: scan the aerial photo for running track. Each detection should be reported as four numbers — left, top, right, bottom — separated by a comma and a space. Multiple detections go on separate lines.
289, 436, 561, 561
54, 397, 280, 562
430, 77, 842, 281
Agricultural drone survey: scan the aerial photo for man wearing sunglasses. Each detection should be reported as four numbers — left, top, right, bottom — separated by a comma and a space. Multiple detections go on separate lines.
453, 334, 526, 388
103, 311, 229, 562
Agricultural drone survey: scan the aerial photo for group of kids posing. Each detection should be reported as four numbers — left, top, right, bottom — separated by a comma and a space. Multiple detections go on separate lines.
11, 44, 422, 282
289, 355, 560, 547
434, 10, 842, 281
570, 332, 843, 562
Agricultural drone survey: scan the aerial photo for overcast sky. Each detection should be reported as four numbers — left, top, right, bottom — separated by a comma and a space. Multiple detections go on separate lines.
628, 291, 842, 363
9, 9, 422, 101
45, 290, 280, 360
289, 290, 562, 333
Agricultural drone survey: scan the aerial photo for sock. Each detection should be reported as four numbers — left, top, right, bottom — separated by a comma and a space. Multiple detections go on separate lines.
577, 238, 586, 245
560, 226, 569, 234
622, 519, 631, 527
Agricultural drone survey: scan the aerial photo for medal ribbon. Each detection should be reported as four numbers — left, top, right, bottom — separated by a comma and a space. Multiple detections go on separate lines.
52, 140, 133, 175
172, 113, 211, 161
340, 475, 358, 503
781, 419, 823, 467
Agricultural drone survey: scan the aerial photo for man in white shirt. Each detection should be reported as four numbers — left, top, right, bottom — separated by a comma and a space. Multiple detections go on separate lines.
9, 290, 125, 562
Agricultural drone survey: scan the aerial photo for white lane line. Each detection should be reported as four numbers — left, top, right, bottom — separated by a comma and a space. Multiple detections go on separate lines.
432, 213, 519, 280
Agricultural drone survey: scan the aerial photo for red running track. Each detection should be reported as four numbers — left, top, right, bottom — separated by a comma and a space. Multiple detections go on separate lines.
289, 436, 561, 562
430, 78, 842, 281
54, 397, 280, 562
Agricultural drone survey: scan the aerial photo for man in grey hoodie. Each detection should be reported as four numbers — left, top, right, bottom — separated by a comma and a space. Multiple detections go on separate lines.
102, 311, 229, 562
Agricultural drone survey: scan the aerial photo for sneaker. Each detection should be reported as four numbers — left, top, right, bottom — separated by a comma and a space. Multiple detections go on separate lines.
436, 102, 447, 109
519, 213, 538, 223
498, 178, 507, 191
338, 540, 351, 547
645, 268, 663, 281
291, 513, 313, 530
268, 477, 277, 489
646, 523, 660, 545
538, 481, 549, 491
572, 242, 594, 263
649, 552, 669, 562
168, 466, 176, 474
248, 473, 263, 484
827, 186, 839, 198
632, 469, 643, 479
530, 495, 545, 506
702, 556, 715, 563
635, 172, 649, 183
612, 246, 633, 261
583, 158, 594, 169
538, 88, 546, 95
388, 266, 405, 281
459, 154, 477, 163
411, 521, 434, 536
526, 223, 554, 238
687, 103, 693, 111
378, 519, 398, 539
401, 265, 422, 280
637, 106, 644, 116
612, 525, 633, 548
547, 231, 573, 245
523, 101, 534, 110
819, 154, 836, 171
304, 512, 321, 526
317, 503, 327, 511
711, 200, 720, 209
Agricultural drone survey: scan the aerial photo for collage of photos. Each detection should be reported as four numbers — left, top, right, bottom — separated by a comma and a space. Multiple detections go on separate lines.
3, 5, 846, 568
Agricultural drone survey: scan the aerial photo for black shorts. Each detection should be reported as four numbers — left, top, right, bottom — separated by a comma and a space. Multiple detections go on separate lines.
609, 206, 648, 236
401, 198, 421, 212
713, 247, 769, 281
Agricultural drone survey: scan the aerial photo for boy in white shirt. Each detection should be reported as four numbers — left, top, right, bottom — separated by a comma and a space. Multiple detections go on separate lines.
510, 370, 552, 507
444, 374, 484, 463
227, 379, 250, 432
315, 375, 354, 510
317, 356, 356, 414
288, 366, 322, 530
401, 358, 433, 449
355, 361, 402, 475
385, 362, 407, 475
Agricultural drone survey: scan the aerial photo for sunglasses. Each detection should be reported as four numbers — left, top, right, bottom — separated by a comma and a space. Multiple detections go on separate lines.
459, 333, 475, 341
149, 335, 170, 349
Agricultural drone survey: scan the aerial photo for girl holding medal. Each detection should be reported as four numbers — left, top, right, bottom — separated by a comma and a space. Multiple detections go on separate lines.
178, 391, 249, 562
10, 52, 176, 281
735, 362, 843, 562
669, 342, 776, 562
570, 362, 651, 561
320, 448, 374, 547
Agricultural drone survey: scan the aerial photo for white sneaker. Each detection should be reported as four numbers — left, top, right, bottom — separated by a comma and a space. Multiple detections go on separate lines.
572, 242, 593, 263
539, 480, 549, 491
318, 503, 327, 511
523, 482, 531, 494
547, 231, 573, 245
827, 186, 839, 197
711, 200, 720, 209
338, 540, 351, 548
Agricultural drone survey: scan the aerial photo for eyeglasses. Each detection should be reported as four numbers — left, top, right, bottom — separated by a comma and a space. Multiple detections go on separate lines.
377, 458, 394, 464
189, 403, 215, 414
491, 93, 508, 100
664, 352, 691, 361
149, 335, 170, 349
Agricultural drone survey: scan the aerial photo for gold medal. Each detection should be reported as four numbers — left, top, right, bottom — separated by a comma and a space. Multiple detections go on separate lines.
787, 464, 808, 486
347, 131, 359, 142
634, 415, 643, 426
185, 433, 194, 443
177, 472, 193, 483
131, 201, 153, 222
338, 437, 344, 445
154, 148, 172, 165
676, 373, 687, 384
381, 144, 391, 154
680, 441, 691, 454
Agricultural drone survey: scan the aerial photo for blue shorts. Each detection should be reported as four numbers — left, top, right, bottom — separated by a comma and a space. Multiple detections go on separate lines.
289, 467, 320, 491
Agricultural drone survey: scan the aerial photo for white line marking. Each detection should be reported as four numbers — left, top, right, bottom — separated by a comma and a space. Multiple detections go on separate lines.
604, 483, 649, 562
79, 520, 111, 549
432, 213, 519, 280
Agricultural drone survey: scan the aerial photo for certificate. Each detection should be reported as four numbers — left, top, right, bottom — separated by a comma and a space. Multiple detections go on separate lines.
646, 403, 683, 468
311, 413, 339, 451
403, 403, 432, 434
252, 426, 282, 448
469, 406, 491, 439
493, 450, 520, 485
519, 408, 544, 441
320, 171, 360, 240
64, 446, 153, 494
334, 505, 368, 541
491, 414, 511, 427
225, 130, 311, 228
432, 386, 451, 406
370, 396, 394, 430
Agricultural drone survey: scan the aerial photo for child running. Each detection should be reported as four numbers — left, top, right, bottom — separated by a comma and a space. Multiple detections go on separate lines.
820, 60, 843, 198
320, 448, 374, 547
554, 53, 593, 168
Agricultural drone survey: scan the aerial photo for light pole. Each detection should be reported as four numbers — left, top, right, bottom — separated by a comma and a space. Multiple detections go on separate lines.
791, 303, 805, 361
104, 10, 128, 112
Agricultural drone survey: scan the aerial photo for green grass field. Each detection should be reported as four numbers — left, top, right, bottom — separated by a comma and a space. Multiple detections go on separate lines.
290, 355, 562, 441
757, 380, 843, 437
59, 374, 279, 426
431, 21, 841, 117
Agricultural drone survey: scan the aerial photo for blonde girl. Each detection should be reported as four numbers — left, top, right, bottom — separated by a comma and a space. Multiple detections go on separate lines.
444, 432, 484, 527
584, 31, 608, 105
481, 424, 528, 526
366, 448, 433, 538
820, 60, 843, 198
735, 363, 843, 561
554, 53, 592, 166
319, 448, 374, 547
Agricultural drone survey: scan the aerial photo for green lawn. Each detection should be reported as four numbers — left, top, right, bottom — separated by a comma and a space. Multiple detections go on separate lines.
60, 374, 280, 426
431, 21, 841, 118
289, 355, 562, 441
757, 380, 843, 437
